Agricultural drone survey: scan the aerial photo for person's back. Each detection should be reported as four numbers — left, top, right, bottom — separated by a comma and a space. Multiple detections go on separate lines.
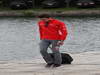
38, 18, 67, 40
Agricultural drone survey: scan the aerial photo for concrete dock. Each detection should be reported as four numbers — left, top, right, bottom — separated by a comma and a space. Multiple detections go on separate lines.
0, 51, 100, 75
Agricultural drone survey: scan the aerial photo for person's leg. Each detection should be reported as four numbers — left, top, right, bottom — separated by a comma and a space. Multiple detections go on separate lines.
39, 40, 53, 65
51, 40, 62, 67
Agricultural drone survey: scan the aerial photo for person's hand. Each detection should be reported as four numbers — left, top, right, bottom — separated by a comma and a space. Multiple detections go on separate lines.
57, 40, 64, 46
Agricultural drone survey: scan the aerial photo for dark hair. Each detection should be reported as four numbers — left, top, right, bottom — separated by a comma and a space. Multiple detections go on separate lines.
38, 14, 50, 18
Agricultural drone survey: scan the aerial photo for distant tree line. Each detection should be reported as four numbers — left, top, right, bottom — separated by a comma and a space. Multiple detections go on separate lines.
0, 0, 34, 7
0, 0, 10, 7
0, 0, 99, 8
0, 0, 68, 7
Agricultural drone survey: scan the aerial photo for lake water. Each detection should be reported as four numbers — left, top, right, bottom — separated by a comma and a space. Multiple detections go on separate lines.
0, 17, 100, 61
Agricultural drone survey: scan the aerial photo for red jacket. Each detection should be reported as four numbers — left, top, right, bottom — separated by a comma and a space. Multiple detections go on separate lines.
38, 18, 68, 40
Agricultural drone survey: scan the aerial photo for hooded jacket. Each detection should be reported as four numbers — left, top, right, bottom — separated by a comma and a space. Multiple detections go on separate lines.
38, 18, 68, 40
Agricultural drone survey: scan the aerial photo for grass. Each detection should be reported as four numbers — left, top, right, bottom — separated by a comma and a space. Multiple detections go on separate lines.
0, 7, 100, 17
0, 7, 100, 11
0, 6, 100, 12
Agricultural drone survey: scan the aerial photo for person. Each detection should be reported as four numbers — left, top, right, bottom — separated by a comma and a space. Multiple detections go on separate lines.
37, 14, 68, 68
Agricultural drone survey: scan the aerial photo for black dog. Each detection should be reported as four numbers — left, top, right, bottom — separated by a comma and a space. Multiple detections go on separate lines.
49, 53, 73, 64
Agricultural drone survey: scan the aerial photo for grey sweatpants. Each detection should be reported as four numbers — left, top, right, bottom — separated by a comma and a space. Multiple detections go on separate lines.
39, 40, 62, 65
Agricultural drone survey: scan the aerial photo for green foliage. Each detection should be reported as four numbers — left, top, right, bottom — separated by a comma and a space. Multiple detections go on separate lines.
23, 10, 34, 16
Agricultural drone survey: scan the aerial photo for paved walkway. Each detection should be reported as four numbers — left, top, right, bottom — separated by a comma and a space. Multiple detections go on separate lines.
0, 51, 100, 75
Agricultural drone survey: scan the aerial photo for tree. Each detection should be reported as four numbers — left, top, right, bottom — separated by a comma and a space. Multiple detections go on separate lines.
65, 0, 72, 7
34, 0, 44, 7
2, 0, 11, 7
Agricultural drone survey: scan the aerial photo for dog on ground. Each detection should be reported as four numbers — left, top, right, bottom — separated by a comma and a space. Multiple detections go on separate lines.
49, 53, 73, 64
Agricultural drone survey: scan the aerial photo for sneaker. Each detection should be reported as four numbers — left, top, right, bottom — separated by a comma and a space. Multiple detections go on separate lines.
53, 64, 61, 68
45, 63, 53, 68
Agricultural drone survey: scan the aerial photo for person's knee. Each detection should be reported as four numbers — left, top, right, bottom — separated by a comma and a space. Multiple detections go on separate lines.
40, 49, 47, 54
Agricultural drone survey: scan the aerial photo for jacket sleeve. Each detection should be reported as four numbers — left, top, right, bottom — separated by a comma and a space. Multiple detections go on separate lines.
58, 21, 68, 40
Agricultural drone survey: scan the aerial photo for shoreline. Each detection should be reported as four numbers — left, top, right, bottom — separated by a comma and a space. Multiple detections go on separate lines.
0, 9, 100, 17
0, 51, 100, 75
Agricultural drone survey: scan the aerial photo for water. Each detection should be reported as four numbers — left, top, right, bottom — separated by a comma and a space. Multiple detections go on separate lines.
0, 17, 100, 61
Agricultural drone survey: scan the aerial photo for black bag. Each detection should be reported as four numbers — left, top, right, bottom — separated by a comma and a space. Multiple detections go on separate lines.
49, 53, 73, 64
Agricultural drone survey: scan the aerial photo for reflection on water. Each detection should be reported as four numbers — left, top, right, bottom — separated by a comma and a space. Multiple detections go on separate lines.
0, 17, 100, 61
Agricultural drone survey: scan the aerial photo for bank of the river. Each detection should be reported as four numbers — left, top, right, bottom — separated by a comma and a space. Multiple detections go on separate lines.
0, 51, 100, 75
0, 8, 100, 17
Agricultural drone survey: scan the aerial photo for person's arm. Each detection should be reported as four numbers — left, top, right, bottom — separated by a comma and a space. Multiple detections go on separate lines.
58, 21, 68, 45
57, 40, 64, 46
